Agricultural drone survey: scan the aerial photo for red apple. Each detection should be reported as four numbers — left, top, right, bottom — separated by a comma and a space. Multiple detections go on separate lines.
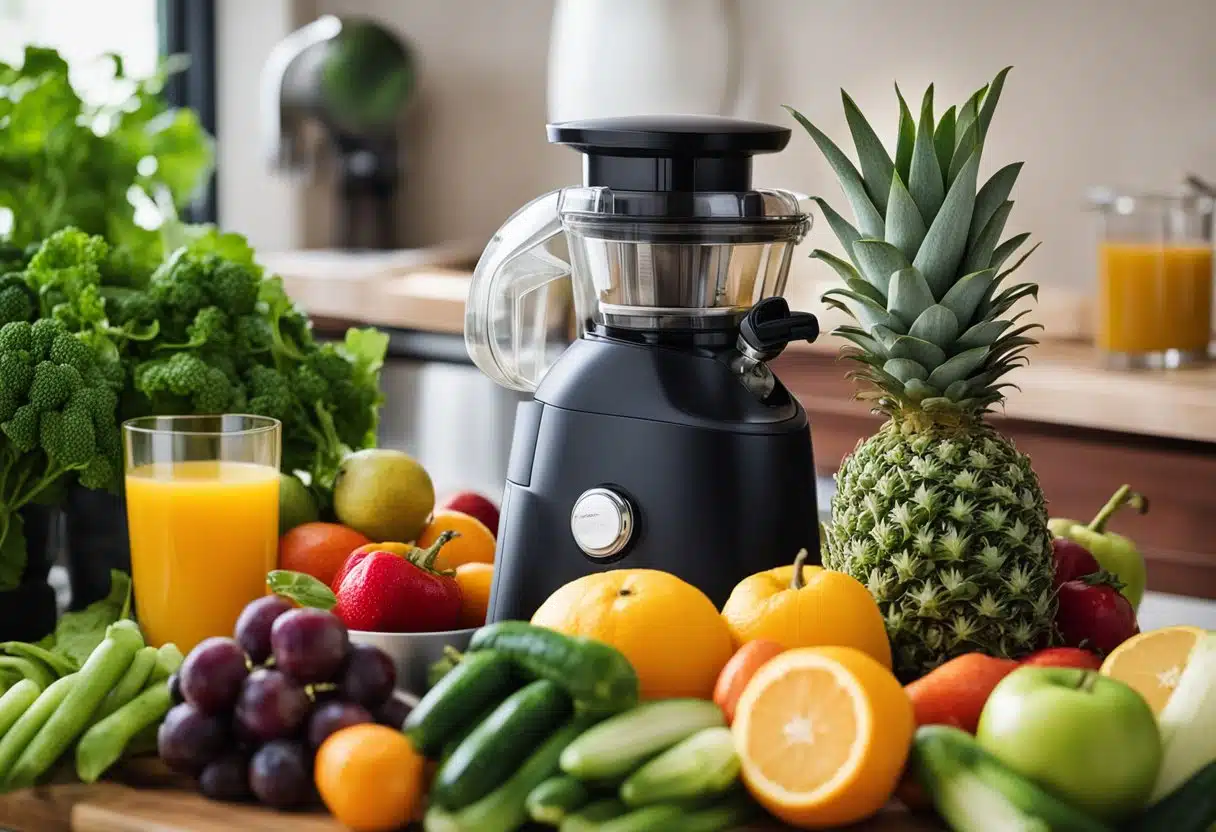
1021, 647, 1103, 671
439, 491, 499, 536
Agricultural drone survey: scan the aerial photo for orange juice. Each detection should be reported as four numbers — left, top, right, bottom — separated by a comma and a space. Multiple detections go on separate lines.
126, 460, 279, 652
1097, 243, 1213, 354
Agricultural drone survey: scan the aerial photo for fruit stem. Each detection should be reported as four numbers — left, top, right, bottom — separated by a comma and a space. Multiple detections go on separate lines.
791, 548, 810, 590
1087, 484, 1150, 533
409, 530, 460, 575
1074, 671, 1100, 692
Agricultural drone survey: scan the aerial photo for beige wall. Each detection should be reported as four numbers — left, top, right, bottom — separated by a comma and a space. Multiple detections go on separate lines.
225, 0, 1216, 301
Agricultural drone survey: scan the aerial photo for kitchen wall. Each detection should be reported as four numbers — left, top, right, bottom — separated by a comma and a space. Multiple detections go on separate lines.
225, 0, 1216, 306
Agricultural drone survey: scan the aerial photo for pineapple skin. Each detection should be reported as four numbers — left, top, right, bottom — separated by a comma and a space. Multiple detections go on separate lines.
825, 417, 1056, 681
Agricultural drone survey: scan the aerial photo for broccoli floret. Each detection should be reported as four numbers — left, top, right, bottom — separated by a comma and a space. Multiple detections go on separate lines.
0, 321, 32, 355
49, 334, 94, 373
209, 261, 260, 316
0, 389, 17, 422
293, 365, 327, 402
77, 456, 116, 491
0, 353, 34, 399
2, 403, 39, 452
235, 316, 273, 354
30, 318, 66, 359
134, 352, 238, 415
27, 228, 109, 272
0, 285, 33, 326
28, 361, 72, 412
246, 365, 295, 423
42, 403, 95, 467
158, 307, 230, 352
102, 288, 156, 327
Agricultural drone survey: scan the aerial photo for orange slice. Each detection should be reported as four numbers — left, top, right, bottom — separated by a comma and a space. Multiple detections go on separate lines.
731, 646, 914, 828
1100, 625, 1207, 713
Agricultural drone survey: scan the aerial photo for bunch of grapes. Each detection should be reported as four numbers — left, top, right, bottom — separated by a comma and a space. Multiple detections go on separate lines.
157, 596, 401, 809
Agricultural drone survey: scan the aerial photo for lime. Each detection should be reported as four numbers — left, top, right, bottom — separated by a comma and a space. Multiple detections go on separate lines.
279, 473, 320, 534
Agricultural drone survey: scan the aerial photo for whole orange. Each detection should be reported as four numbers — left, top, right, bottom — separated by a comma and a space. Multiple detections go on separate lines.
531, 569, 734, 700
418, 510, 496, 571
315, 724, 425, 831
278, 522, 372, 587
454, 563, 494, 628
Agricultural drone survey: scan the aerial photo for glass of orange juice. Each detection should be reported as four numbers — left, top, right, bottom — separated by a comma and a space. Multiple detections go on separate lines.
1093, 191, 1214, 368
123, 415, 281, 653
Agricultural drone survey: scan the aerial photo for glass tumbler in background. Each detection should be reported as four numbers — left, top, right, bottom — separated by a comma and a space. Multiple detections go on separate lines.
123, 415, 281, 653
1092, 191, 1214, 369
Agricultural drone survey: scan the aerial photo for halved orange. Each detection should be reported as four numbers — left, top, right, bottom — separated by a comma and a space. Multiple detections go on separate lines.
1100, 625, 1206, 713
731, 645, 914, 828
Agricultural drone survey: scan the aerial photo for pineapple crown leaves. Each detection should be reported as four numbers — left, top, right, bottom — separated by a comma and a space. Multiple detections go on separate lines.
784, 67, 1042, 420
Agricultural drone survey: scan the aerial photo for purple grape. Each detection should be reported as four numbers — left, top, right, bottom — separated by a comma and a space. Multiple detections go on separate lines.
167, 672, 183, 705
307, 701, 372, 749
235, 668, 311, 742
179, 637, 249, 714
249, 740, 313, 809
270, 608, 350, 683
374, 695, 410, 731
338, 644, 396, 708
235, 595, 294, 663
199, 752, 252, 802
158, 703, 230, 775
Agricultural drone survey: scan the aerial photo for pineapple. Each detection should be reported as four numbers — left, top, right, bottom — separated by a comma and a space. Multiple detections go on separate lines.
787, 68, 1056, 681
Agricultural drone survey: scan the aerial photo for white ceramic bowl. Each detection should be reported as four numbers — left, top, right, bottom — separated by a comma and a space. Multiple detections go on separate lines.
349, 627, 477, 700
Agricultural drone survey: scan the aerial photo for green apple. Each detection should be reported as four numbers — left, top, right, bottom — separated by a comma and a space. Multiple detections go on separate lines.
975, 666, 1161, 822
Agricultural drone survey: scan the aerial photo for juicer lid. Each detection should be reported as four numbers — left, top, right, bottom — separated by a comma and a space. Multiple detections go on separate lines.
546, 116, 808, 223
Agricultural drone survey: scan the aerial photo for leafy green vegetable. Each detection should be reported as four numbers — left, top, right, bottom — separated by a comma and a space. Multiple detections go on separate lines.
0, 47, 213, 279
39, 570, 132, 669
267, 570, 336, 610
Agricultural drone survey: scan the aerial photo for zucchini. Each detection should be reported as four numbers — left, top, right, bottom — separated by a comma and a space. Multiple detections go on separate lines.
664, 791, 762, 832
404, 649, 517, 758
432, 679, 573, 810
527, 775, 591, 825
597, 804, 684, 832
1124, 760, 1216, 832
424, 713, 600, 832
560, 699, 726, 782
619, 726, 739, 807
469, 622, 638, 714
559, 798, 628, 832
912, 725, 1112, 832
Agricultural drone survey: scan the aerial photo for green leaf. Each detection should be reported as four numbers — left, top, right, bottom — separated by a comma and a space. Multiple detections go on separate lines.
908, 85, 944, 223
853, 240, 911, 294
785, 106, 884, 238
977, 67, 1012, 140
845, 277, 887, 307
267, 570, 337, 611
49, 570, 132, 668
811, 198, 864, 270
934, 106, 957, 188
949, 122, 979, 186
990, 232, 1031, 273
996, 241, 1041, 283
823, 288, 907, 334
908, 304, 961, 344
903, 378, 937, 402
984, 282, 1040, 319
883, 358, 929, 383
961, 201, 1013, 274
940, 269, 998, 329
834, 325, 888, 357
886, 267, 936, 327
913, 148, 981, 299
954, 319, 1012, 351
872, 325, 901, 352
894, 84, 916, 184
926, 345, 990, 390
955, 85, 986, 148
970, 163, 1023, 245
842, 90, 896, 215
943, 380, 970, 401
884, 175, 928, 261
811, 249, 863, 284
887, 335, 948, 369
0, 513, 26, 592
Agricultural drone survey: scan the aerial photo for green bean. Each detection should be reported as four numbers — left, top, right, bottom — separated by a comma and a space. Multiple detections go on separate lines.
0, 680, 42, 737
93, 646, 157, 723
0, 642, 77, 677
147, 643, 184, 685
121, 722, 159, 759
76, 681, 172, 783
0, 674, 77, 785
5, 625, 141, 788
0, 657, 53, 691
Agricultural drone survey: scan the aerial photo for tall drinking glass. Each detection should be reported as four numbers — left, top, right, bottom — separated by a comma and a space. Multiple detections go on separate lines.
123, 415, 281, 652
1093, 191, 1214, 368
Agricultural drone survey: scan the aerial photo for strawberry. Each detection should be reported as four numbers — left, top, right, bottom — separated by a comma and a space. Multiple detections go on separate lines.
332, 531, 463, 633
1055, 569, 1139, 655
1051, 537, 1101, 587
1021, 647, 1103, 670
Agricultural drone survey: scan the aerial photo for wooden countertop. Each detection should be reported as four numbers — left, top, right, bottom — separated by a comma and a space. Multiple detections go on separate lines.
268, 254, 1216, 446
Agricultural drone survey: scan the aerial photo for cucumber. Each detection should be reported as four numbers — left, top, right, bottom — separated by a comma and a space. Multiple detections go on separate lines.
912, 725, 1112, 832
469, 622, 638, 714
404, 649, 517, 758
432, 679, 573, 810
619, 726, 739, 807
439, 701, 502, 764
560, 699, 726, 782
559, 798, 628, 832
664, 791, 762, 832
1124, 760, 1216, 832
527, 775, 592, 825
597, 803, 684, 832
424, 713, 600, 832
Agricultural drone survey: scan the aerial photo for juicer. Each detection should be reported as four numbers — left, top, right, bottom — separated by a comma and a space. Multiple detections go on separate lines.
465, 116, 821, 621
